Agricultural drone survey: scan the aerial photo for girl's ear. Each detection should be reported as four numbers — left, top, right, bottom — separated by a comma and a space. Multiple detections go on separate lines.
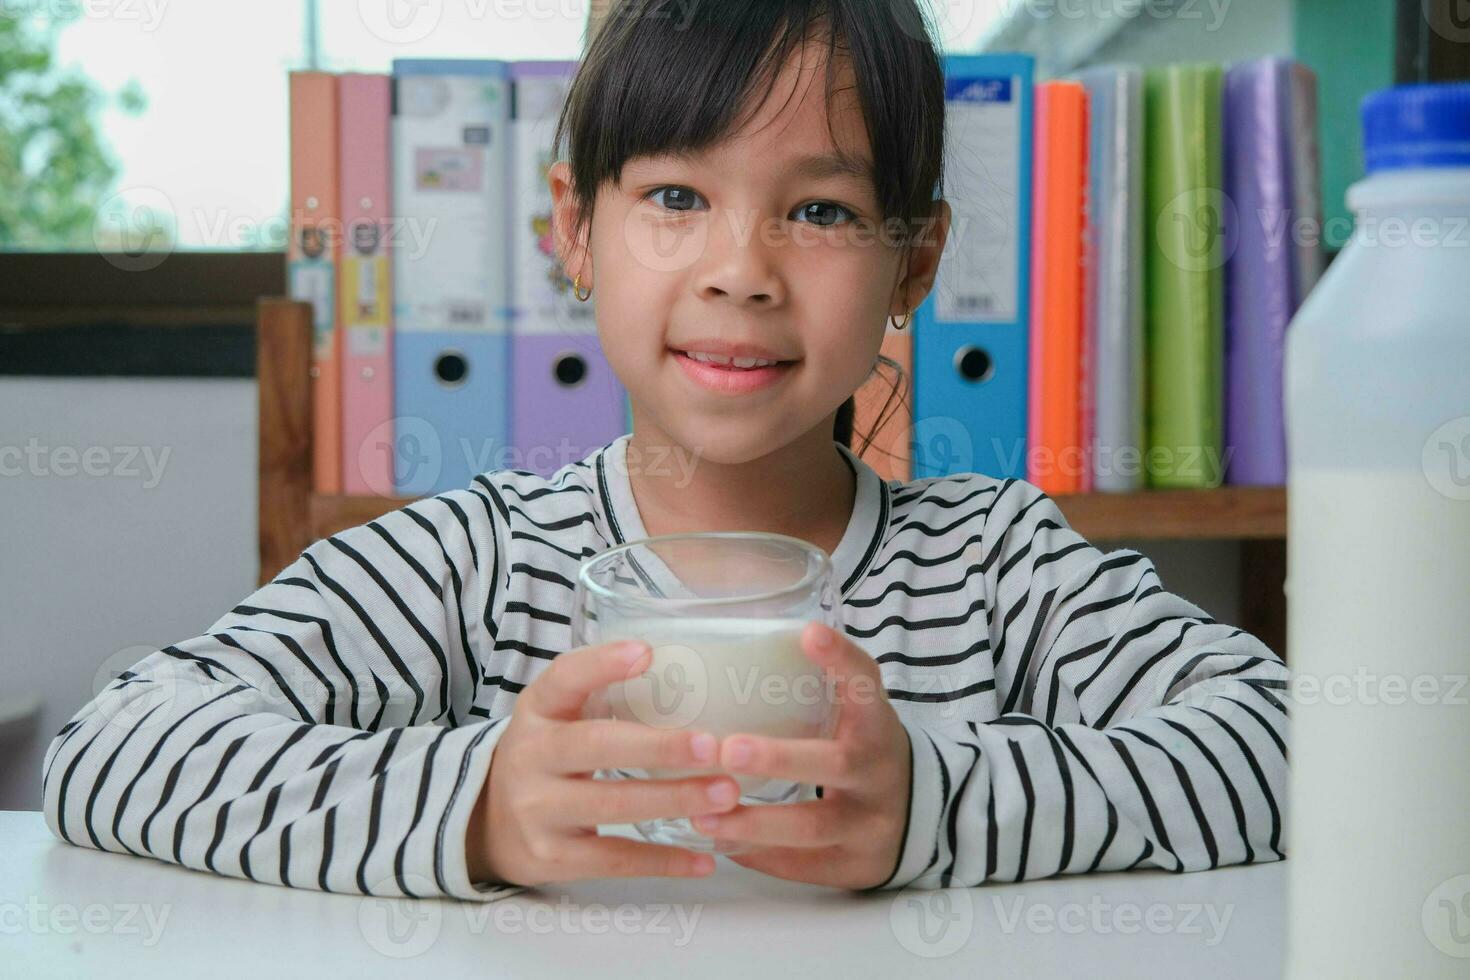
548, 160, 592, 287
890, 198, 952, 316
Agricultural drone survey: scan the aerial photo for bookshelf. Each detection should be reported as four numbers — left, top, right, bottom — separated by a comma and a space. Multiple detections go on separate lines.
257, 298, 1288, 656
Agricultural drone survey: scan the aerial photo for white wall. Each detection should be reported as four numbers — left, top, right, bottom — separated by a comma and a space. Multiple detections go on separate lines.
0, 375, 1243, 811
1083, 0, 1294, 70
0, 377, 257, 811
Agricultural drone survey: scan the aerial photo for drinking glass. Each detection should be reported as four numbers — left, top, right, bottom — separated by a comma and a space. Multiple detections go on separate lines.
571, 532, 841, 852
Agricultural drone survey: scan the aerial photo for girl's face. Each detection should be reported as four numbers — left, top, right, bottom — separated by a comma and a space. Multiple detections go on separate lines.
550, 40, 949, 465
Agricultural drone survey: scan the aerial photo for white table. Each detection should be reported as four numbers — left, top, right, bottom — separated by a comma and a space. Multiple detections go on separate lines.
0, 810, 1284, 978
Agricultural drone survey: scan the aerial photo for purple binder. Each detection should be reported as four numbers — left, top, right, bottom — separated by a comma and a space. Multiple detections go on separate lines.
1222, 58, 1321, 486
509, 60, 628, 475
510, 335, 627, 474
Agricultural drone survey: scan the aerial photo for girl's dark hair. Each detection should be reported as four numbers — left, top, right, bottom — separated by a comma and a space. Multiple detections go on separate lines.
553, 0, 946, 467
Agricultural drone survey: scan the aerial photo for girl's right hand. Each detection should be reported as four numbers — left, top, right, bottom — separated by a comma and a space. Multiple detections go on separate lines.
465, 639, 740, 887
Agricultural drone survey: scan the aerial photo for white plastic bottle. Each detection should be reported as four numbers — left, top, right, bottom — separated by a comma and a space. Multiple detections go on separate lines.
1284, 82, 1470, 977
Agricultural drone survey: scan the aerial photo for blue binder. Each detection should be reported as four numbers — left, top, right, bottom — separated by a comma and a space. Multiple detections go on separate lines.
913, 54, 1034, 480
391, 59, 512, 496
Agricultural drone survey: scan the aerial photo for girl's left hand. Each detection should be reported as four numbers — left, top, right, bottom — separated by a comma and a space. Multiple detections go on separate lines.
690, 621, 912, 890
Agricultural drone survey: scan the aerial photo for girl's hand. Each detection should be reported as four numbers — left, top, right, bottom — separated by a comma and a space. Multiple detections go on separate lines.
466, 640, 742, 887
690, 622, 912, 890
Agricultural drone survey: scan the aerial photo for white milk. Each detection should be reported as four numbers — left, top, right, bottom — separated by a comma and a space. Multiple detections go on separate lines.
597, 616, 835, 798
1285, 470, 1470, 975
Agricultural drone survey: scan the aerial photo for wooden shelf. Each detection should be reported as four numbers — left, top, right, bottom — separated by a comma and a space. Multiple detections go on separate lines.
312, 492, 414, 540
1052, 485, 1285, 541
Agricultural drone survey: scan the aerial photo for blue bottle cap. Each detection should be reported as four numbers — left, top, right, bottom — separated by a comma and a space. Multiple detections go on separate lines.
1362, 82, 1470, 174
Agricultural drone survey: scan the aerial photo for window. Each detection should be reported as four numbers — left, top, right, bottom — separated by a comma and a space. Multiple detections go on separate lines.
2, 0, 589, 254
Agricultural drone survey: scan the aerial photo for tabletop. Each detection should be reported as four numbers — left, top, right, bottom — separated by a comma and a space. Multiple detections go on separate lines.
0, 810, 1285, 978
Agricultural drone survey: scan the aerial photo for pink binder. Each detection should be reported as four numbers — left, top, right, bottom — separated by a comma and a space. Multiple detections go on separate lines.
337, 74, 395, 496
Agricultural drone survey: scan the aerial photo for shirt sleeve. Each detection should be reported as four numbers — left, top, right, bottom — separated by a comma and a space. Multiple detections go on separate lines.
41, 487, 527, 903
874, 478, 1289, 890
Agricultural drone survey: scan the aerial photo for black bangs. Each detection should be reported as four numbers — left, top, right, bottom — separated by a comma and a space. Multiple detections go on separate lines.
552, 0, 945, 261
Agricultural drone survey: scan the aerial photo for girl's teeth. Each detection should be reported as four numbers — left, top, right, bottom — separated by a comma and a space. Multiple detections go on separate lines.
686, 352, 778, 369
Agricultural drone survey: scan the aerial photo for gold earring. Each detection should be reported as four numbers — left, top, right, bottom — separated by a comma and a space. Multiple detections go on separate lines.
573, 273, 592, 302
889, 309, 911, 331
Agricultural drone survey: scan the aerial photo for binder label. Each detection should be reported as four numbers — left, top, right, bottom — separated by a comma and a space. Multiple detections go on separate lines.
289, 258, 335, 357
342, 251, 389, 356
415, 147, 484, 192
937, 74, 1021, 324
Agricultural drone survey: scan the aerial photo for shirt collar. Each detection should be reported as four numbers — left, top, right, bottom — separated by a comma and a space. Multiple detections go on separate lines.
594, 433, 889, 601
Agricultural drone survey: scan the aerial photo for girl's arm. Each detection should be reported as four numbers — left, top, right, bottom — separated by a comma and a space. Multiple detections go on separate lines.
41, 487, 525, 902
879, 479, 1288, 889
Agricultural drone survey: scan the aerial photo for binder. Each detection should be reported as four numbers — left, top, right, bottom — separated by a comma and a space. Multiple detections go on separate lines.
914, 54, 1035, 480
1223, 59, 1289, 487
1076, 65, 1146, 493
288, 71, 342, 494
1144, 64, 1225, 488
1027, 81, 1090, 496
337, 73, 395, 497
391, 60, 512, 496
851, 324, 912, 482
508, 60, 627, 476
1221, 58, 1323, 486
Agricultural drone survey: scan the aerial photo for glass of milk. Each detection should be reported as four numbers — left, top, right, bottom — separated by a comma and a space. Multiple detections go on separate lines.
572, 531, 841, 853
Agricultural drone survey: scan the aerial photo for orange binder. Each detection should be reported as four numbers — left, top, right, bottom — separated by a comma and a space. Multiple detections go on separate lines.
288, 72, 342, 494
1027, 81, 1089, 496
852, 325, 912, 482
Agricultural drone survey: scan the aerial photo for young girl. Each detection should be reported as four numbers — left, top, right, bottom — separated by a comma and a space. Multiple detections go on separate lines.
43, 1, 1288, 902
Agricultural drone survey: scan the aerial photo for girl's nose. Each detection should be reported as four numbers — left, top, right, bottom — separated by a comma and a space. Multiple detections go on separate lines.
695, 210, 787, 308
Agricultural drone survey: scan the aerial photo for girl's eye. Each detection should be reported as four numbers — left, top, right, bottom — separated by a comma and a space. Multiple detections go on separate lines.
643, 187, 854, 227
793, 201, 854, 227
645, 186, 706, 212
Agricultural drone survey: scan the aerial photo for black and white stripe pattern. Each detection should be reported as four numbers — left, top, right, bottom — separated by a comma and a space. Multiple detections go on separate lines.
868, 475, 1287, 888
42, 434, 1288, 899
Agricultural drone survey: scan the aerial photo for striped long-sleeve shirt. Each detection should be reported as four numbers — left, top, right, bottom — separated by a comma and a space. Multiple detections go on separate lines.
41, 433, 1289, 901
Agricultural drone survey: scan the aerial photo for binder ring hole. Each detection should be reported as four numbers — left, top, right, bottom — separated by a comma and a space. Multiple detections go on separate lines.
954, 345, 994, 384
435, 350, 469, 389
553, 351, 588, 389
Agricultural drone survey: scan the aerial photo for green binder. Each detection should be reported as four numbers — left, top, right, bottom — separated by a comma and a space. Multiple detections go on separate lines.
1144, 63, 1225, 488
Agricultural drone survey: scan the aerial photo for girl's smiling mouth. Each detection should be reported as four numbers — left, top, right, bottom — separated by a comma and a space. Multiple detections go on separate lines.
669, 343, 800, 394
